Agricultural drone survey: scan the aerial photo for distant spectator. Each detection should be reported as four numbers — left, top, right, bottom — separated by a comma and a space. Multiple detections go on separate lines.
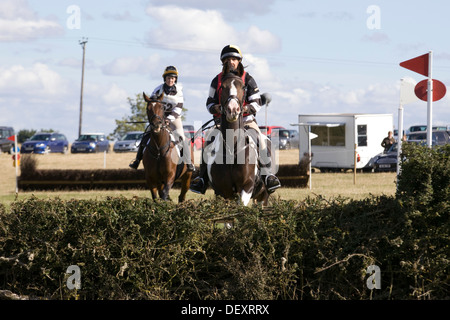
381, 131, 395, 152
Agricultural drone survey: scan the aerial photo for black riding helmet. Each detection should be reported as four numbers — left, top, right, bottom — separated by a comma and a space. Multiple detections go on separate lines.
220, 45, 243, 62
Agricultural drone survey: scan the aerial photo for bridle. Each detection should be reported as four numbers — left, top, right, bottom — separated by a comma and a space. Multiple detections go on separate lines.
146, 99, 172, 159
219, 75, 245, 117
147, 99, 169, 131
218, 75, 249, 159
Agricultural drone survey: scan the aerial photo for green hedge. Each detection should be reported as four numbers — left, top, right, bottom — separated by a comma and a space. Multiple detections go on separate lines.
0, 143, 448, 300
0, 195, 448, 300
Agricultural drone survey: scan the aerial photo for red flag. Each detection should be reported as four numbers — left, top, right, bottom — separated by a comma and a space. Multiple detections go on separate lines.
7, 135, 15, 142
400, 53, 429, 77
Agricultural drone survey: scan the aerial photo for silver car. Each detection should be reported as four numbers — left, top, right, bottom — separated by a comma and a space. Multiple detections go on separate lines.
271, 129, 300, 149
113, 131, 143, 152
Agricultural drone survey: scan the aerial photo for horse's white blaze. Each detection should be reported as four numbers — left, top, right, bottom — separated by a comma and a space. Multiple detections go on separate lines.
230, 79, 238, 96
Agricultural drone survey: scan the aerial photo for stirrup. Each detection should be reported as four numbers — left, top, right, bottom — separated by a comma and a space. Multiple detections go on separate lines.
265, 174, 281, 192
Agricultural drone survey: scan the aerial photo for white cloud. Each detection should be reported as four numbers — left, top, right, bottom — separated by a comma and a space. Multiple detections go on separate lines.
145, 5, 234, 51
147, 0, 276, 18
245, 26, 281, 54
0, 63, 69, 97
0, 0, 36, 20
101, 83, 129, 110
0, 0, 63, 42
254, 80, 405, 131
144, 5, 281, 54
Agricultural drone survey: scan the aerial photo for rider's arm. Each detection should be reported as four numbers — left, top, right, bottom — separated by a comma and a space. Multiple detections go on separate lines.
244, 74, 262, 115
206, 75, 220, 114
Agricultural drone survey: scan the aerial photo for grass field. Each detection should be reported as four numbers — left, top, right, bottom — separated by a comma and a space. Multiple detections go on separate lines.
0, 149, 397, 206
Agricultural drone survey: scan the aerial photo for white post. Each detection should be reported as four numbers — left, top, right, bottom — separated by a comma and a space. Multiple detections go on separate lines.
426, 50, 433, 147
308, 126, 312, 190
397, 78, 404, 181
397, 103, 403, 177
14, 134, 18, 193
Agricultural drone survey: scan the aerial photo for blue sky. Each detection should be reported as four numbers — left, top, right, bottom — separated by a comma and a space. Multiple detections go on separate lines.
1, 0, 449, 143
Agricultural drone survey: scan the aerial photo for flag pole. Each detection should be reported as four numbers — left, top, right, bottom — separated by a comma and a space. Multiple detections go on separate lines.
426, 50, 433, 147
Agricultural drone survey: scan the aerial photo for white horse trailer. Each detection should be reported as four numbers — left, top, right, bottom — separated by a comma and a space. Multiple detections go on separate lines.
295, 113, 394, 172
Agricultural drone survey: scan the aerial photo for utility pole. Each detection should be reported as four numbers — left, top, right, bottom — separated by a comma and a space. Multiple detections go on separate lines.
78, 38, 88, 137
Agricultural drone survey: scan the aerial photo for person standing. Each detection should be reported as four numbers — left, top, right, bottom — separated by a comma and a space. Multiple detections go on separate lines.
381, 130, 395, 153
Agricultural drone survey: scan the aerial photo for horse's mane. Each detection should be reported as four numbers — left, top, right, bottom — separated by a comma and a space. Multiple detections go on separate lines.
221, 72, 244, 84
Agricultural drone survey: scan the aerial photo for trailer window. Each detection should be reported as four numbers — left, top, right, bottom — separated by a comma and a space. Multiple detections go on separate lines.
357, 125, 367, 147
311, 125, 345, 146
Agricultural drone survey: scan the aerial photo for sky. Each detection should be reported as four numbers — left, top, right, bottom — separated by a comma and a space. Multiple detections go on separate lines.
1, 0, 449, 143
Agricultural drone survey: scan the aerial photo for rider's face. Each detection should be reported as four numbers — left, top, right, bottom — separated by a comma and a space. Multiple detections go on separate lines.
165, 76, 176, 86
224, 57, 240, 70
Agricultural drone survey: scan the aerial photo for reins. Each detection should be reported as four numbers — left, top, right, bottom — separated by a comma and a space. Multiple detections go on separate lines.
146, 99, 174, 159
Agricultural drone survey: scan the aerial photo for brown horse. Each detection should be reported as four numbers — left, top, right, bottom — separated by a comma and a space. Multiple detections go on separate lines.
206, 73, 269, 206
142, 92, 193, 202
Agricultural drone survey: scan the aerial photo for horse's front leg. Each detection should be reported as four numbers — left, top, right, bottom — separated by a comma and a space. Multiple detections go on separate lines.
150, 187, 158, 200
159, 180, 174, 200
240, 188, 253, 206
178, 170, 192, 203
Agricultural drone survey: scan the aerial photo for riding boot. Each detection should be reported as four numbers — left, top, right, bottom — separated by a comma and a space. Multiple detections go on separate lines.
259, 145, 281, 193
189, 157, 208, 194
129, 133, 150, 170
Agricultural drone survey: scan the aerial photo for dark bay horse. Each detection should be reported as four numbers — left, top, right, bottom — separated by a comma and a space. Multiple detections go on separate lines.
207, 73, 269, 206
142, 92, 193, 202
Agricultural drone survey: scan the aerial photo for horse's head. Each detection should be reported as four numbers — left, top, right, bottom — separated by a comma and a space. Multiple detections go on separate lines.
220, 73, 245, 123
143, 91, 167, 133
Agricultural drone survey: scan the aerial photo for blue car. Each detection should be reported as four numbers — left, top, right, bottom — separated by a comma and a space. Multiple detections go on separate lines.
71, 133, 110, 153
20, 132, 69, 154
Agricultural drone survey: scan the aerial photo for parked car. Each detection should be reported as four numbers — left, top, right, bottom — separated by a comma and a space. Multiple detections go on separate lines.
71, 133, 110, 153
20, 132, 69, 154
259, 126, 285, 138
0, 126, 15, 154
185, 130, 205, 150
374, 131, 449, 172
113, 131, 143, 152
373, 142, 398, 172
408, 125, 447, 133
407, 130, 449, 146
183, 124, 195, 132
271, 129, 299, 149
